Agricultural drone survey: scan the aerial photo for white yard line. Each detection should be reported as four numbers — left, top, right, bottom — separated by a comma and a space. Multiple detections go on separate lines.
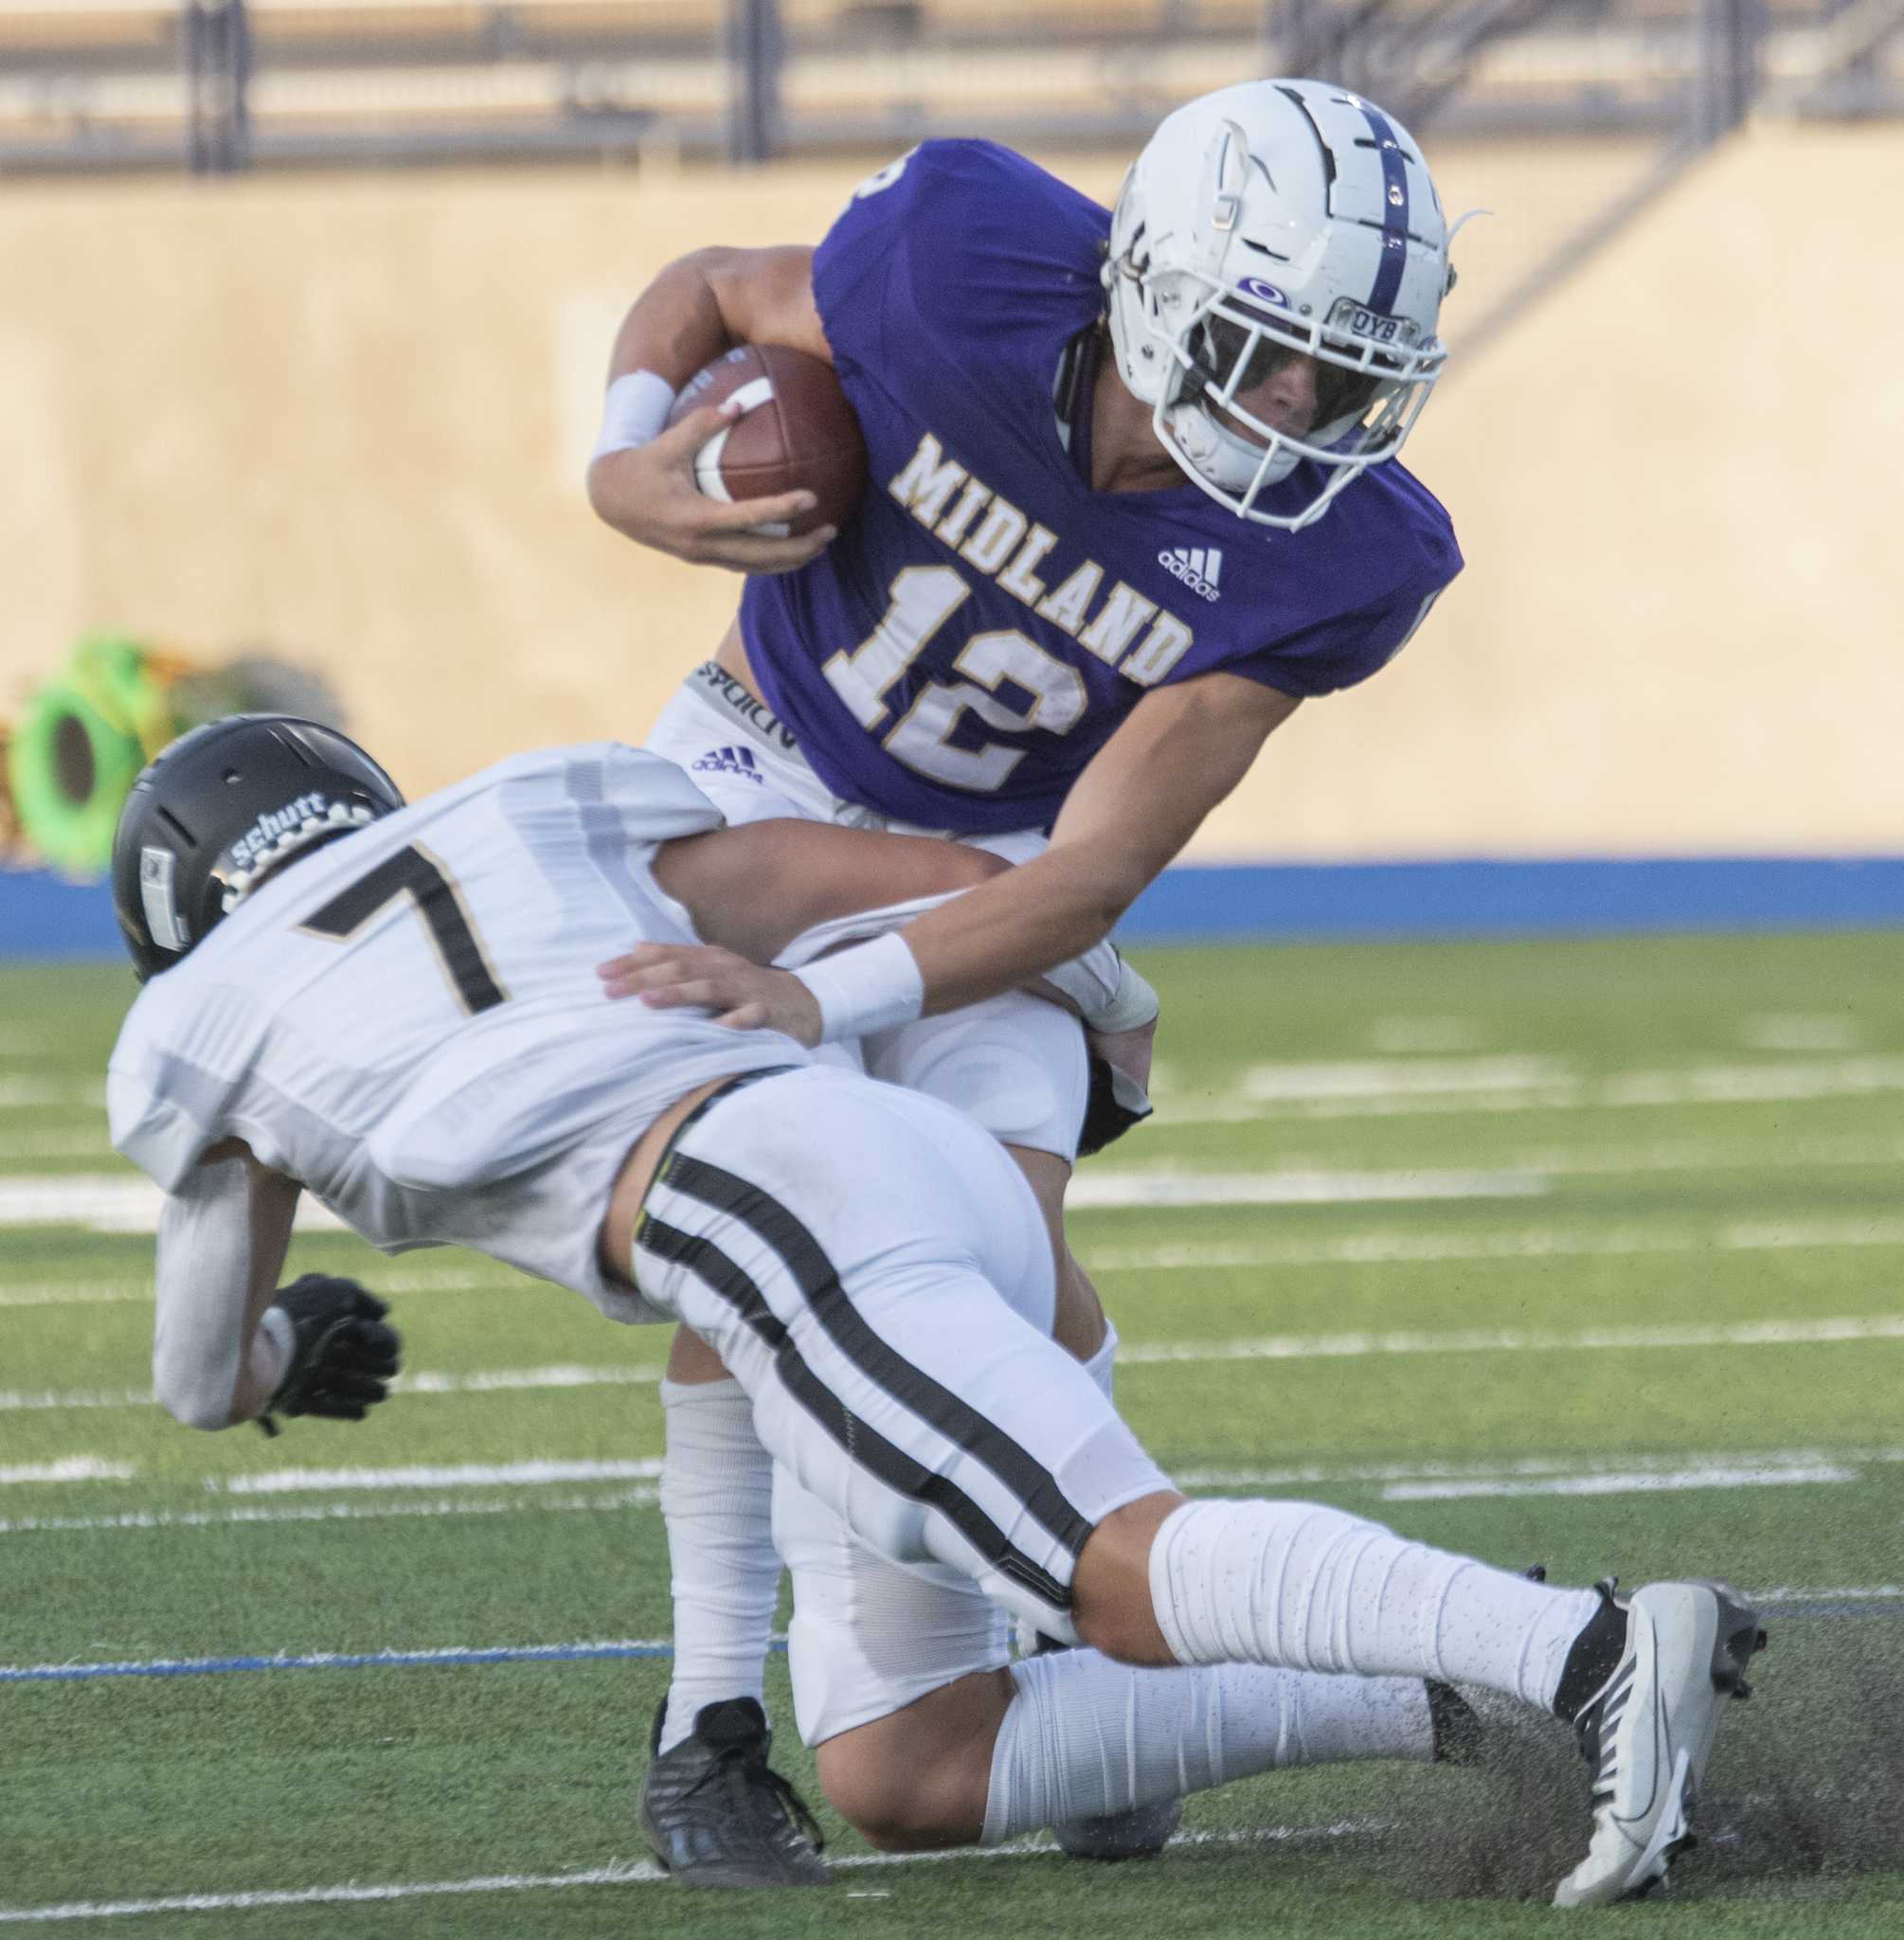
1754, 1583, 1903, 1603
0, 1487, 656, 1539
0, 1826, 1365, 1924
0, 1362, 668, 1412
2, 1636, 680, 1680
1235, 1056, 1571, 1101
0, 1266, 524, 1310
0, 1079, 105, 1111
1085, 1214, 1904, 1271
9, 1314, 1902, 1416
1114, 1314, 1904, 1367
0, 1178, 348, 1234
1153, 1053, 1904, 1123
1380, 1463, 1859, 1501
222, 1459, 665, 1495
401, 1362, 666, 1394
0, 1459, 134, 1485
0, 1284, 143, 1311
0, 1387, 152, 1412
8, 1446, 1901, 1541
1484, 1133, 1904, 1177
1172, 1445, 1904, 1491
0, 1167, 1548, 1232
1066, 1168, 1546, 1208
8, 1211, 1902, 1311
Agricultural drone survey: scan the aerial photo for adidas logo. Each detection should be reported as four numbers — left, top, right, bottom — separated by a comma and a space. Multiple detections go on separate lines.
690, 745, 764, 783
1159, 547, 1223, 602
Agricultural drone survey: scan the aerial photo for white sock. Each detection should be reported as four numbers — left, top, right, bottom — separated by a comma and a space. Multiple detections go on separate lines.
657, 1377, 781, 1752
981, 1645, 1433, 1843
1147, 1499, 1601, 1714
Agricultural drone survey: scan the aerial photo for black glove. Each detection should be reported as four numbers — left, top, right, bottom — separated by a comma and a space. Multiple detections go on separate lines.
260, 1274, 401, 1431
1078, 1052, 1155, 1159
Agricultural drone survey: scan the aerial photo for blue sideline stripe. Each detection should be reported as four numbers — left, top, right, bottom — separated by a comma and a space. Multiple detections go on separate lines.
1113, 856, 1904, 943
8, 857, 1904, 961
5, 1603, 1895, 1685
0, 870, 123, 958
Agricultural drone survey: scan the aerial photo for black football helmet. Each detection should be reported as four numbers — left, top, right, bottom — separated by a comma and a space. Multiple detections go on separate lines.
111, 714, 404, 980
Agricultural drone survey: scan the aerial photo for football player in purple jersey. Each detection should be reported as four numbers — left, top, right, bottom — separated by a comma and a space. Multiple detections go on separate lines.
587, 81, 1465, 1883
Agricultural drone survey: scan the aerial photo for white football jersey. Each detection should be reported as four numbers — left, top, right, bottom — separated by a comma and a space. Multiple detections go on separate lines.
108, 743, 816, 1321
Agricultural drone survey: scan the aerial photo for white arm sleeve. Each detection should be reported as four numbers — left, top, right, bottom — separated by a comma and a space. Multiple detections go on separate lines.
776, 892, 1147, 1031
152, 1158, 260, 1431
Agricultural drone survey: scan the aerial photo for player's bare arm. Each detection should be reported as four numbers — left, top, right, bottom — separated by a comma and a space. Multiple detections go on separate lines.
602, 672, 1298, 1040
587, 245, 835, 574
898, 672, 1302, 1008
652, 818, 1006, 965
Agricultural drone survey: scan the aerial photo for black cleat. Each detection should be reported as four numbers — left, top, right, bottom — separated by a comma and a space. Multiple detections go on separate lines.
638, 1698, 832, 1888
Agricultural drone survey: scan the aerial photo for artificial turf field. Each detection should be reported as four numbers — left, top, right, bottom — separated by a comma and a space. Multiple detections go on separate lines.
2, 932, 1901, 1935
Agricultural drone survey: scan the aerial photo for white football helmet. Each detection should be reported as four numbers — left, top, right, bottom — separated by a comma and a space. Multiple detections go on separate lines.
1104, 79, 1453, 531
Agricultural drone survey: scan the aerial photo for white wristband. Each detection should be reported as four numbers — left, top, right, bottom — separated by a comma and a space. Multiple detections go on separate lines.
793, 932, 925, 1043
589, 369, 679, 463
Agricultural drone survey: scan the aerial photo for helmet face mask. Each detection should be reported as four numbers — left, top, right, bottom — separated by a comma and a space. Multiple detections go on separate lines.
112, 714, 404, 981
1104, 80, 1453, 531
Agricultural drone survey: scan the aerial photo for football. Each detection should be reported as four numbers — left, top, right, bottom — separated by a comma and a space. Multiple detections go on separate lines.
667, 344, 868, 538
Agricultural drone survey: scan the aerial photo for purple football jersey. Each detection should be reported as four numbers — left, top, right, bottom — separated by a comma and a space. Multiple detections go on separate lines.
740, 139, 1462, 835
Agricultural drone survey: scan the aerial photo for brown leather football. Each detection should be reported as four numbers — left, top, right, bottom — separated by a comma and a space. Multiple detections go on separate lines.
667, 344, 868, 538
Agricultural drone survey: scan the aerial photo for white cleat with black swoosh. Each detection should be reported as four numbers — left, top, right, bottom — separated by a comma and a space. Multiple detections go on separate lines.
1553, 1580, 1767, 1908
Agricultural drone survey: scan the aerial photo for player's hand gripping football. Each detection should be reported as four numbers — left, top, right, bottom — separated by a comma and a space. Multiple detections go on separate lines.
259, 1274, 402, 1433
597, 943, 823, 1045
586, 402, 836, 575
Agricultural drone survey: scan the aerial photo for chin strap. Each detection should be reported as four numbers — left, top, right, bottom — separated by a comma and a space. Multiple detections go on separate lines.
1165, 396, 1302, 496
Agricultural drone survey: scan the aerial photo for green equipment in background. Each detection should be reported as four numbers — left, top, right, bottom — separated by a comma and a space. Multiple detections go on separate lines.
3, 635, 345, 879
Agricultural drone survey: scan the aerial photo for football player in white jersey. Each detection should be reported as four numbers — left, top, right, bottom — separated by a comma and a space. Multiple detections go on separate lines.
109, 715, 1763, 1909
589, 78, 1467, 1871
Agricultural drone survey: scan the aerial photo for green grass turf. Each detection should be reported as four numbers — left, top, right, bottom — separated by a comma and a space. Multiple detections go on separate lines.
1, 936, 1901, 1933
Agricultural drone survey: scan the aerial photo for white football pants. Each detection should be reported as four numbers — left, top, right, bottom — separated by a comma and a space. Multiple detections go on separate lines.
631, 1066, 1167, 1709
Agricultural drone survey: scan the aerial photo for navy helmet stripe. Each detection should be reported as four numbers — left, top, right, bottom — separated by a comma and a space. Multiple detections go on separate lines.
1356, 102, 1410, 315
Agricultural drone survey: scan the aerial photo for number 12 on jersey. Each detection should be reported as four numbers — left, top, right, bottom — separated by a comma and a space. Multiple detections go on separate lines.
821, 566, 1087, 793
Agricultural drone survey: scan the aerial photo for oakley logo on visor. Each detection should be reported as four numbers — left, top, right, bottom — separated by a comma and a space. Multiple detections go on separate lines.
1234, 277, 1289, 308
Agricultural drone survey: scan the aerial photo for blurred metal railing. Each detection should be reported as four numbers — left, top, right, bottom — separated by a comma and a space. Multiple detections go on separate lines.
0, 0, 1897, 175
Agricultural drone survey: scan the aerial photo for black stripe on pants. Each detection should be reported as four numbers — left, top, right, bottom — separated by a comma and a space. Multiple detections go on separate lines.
638, 1201, 1084, 1611
664, 1150, 1094, 1563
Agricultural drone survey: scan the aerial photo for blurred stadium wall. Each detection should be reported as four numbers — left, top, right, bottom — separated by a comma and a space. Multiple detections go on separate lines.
2, 119, 1901, 946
